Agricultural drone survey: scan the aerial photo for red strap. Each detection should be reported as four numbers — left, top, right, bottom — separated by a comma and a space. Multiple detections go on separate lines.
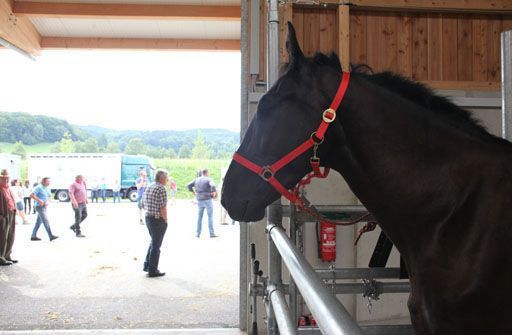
268, 177, 299, 203
233, 152, 263, 175
316, 72, 350, 140
271, 138, 315, 173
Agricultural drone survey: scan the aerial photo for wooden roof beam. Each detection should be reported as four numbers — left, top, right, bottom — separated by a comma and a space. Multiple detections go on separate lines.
13, 2, 241, 21
0, 0, 41, 56
41, 37, 241, 51
318, 0, 512, 14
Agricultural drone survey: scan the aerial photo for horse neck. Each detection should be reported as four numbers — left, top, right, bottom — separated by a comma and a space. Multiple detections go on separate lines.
326, 75, 483, 251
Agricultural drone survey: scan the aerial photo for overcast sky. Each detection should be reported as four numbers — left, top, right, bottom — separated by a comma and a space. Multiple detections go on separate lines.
0, 49, 241, 131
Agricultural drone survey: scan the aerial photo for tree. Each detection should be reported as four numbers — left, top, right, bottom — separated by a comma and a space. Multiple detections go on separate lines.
11, 141, 27, 159
168, 147, 177, 159
82, 138, 99, 153
59, 132, 75, 153
105, 141, 121, 153
50, 142, 61, 153
191, 131, 212, 159
124, 138, 147, 155
98, 133, 108, 149
178, 144, 192, 159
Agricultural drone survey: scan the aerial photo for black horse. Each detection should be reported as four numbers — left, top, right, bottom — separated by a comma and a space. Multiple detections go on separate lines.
222, 23, 512, 335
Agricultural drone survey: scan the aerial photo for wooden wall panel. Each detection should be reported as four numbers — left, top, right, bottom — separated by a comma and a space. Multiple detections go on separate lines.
487, 16, 501, 81
472, 16, 489, 81
427, 14, 442, 80
396, 13, 413, 76
303, 9, 320, 56
319, 8, 336, 54
366, 13, 382, 71
382, 13, 397, 71
441, 15, 459, 80
457, 17, 473, 81
350, 11, 367, 65
412, 14, 428, 80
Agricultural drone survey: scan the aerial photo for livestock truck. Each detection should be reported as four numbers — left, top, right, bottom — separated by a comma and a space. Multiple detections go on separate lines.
0, 154, 21, 180
28, 153, 154, 202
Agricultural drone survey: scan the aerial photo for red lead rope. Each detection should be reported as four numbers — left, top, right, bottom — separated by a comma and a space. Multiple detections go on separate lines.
232, 72, 376, 244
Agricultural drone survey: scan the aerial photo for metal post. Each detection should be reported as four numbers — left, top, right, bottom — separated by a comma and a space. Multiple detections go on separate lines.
267, 0, 280, 88
239, 2, 249, 331
289, 205, 298, 325
502, 30, 512, 140
250, 0, 260, 76
268, 285, 297, 335
267, 201, 283, 334
268, 224, 364, 335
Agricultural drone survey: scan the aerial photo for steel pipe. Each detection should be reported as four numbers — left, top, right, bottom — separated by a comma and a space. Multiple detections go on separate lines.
267, 224, 364, 335
502, 30, 512, 140
332, 282, 411, 295
297, 324, 414, 335
268, 285, 297, 335
314, 267, 402, 280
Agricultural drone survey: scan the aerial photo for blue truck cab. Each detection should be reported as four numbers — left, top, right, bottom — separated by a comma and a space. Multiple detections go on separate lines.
121, 155, 154, 202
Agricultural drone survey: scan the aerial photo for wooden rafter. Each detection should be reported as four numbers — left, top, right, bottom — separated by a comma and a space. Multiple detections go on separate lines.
0, 0, 41, 55
14, 2, 241, 21
319, 0, 512, 14
41, 37, 240, 51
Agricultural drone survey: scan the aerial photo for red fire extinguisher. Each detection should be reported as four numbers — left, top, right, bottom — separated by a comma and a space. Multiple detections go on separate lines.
317, 221, 336, 262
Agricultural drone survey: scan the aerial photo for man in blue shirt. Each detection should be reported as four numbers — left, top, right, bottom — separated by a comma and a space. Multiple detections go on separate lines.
188, 169, 218, 238
30, 177, 58, 241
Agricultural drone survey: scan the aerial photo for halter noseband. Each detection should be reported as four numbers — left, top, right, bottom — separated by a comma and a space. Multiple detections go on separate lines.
233, 72, 351, 206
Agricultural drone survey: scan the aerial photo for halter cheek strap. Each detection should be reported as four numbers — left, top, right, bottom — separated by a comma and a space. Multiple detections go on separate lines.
233, 72, 351, 204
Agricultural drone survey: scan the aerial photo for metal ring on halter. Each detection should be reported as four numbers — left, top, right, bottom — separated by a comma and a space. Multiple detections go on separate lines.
310, 132, 325, 145
260, 166, 274, 181
323, 108, 336, 123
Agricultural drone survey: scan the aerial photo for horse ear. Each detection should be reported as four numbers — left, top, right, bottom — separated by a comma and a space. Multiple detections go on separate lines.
286, 22, 304, 67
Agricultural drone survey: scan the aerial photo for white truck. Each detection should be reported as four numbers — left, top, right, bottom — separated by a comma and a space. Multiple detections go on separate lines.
28, 153, 154, 202
0, 154, 21, 180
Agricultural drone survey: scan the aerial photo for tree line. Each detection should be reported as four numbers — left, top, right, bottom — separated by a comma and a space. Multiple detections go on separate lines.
0, 112, 239, 159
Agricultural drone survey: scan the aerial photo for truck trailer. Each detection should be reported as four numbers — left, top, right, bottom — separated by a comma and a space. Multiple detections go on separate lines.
28, 153, 154, 202
0, 154, 21, 180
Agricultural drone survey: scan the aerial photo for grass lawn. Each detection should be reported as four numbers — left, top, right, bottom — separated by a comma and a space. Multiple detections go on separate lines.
0, 142, 53, 154
154, 158, 230, 199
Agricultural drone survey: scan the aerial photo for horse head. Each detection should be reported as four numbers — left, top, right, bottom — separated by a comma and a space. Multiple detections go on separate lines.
222, 23, 345, 222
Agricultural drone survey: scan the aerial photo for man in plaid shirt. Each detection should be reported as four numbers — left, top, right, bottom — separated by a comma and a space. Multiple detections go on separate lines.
142, 169, 168, 278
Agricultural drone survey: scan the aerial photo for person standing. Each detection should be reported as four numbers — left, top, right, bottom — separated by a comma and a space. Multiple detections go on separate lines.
0, 169, 17, 265
142, 169, 169, 278
187, 169, 218, 238
169, 177, 177, 206
112, 180, 121, 203
136, 170, 148, 225
10, 179, 29, 225
69, 175, 88, 238
30, 177, 58, 241
22, 180, 32, 215
90, 181, 99, 203
100, 178, 107, 203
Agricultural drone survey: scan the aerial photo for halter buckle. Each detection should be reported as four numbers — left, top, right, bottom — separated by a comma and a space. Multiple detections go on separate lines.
323, 108, 336, 123
260, 166, 274, 181
310, 132, 325, 145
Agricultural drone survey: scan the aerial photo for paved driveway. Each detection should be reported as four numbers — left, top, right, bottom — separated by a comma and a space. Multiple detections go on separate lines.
0, 200, 239, 331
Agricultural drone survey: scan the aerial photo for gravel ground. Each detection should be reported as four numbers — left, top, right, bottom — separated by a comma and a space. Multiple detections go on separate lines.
0, 200, 239, 331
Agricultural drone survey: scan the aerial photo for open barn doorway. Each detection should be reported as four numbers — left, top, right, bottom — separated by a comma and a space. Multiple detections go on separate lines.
0, 48, 241, 332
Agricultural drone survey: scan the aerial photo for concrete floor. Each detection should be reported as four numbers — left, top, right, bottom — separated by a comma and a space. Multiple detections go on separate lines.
0, 200, 240, 331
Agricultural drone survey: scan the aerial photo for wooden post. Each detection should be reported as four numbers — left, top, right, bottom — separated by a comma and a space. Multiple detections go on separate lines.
279, 1, 293, 64
338, 5, 350, 71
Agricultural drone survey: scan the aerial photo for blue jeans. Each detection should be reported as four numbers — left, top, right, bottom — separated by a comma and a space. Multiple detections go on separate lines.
196, 199, 214, 237
32, 206, 53, 238
101, 189, 107, 202
144, 216, 167, 274
113, 191, 121, 203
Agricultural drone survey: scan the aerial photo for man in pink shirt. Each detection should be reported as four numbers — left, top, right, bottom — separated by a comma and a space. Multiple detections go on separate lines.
69, 175, 88, 238
0, 169, 17, 265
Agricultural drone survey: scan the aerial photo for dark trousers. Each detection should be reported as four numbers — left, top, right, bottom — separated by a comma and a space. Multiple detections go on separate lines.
0, 210, 15, 262
91, 190, 98, 203
144, 216, 167, 274
72, 203, 87, 234
23, 197, 31, 214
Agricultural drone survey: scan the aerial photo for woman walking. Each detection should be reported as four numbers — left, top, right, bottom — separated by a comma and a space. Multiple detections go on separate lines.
22, 180, 32, 215
10, 179, 29, 225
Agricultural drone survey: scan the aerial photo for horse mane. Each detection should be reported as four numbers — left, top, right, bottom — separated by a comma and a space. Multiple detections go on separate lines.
305, 52, 502, 142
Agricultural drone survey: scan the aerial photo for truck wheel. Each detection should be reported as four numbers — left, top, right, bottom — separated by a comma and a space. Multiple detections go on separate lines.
128, 190, 138, 202
56, 190, 70, 202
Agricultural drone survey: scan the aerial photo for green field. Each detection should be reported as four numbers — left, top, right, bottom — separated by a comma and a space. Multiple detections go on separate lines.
0, 142, 53, 154
154, 158, 230, 199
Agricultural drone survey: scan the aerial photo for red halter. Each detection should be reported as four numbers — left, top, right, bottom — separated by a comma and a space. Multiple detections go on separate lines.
233, 72, 350, 205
